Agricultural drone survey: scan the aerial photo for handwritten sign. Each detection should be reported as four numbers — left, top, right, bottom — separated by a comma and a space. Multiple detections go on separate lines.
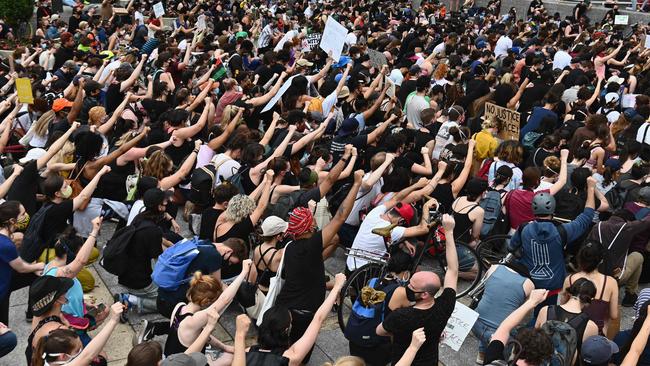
15, 78, 34, 104
621, 94, 638, 109
368, 49, 387, 69
441, 302, 479, 352
614, 15, 628, 25
153, 2, 165, 18
484, 102, 520, 141
320, 17, 348, 62
196, 14, 206, 31
261, 74, 300, 113
304, 32, 322, 51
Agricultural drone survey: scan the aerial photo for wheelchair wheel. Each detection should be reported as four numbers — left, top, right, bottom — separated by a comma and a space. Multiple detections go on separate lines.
337, 262, 385, 333
476, 235, 511, 267
417, 241, 483, 299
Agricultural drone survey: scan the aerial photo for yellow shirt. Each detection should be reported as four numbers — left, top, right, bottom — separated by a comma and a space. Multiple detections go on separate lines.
473, 130, 498, 160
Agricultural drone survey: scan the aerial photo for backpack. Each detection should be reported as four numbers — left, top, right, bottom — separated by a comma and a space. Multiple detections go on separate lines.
476, 158, 494, 181
189, 164, 217, 207
227, 166, 248, 194
344, 278, 400, 347
542, 305, 589, 366
522, 131, 543, 151
327, 182, 372, 216
553, 190, 585, 222
152, 237, 212, 291
264, 189, 306, 220
101, 220, 155, 276
604, 183, 627, 211
479, 189, 508, 237
19, 204, 54, 262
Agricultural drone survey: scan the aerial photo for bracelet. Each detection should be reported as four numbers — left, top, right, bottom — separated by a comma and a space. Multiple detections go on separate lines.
341, 157, 349, 164
193, 149, 200, 154
89, 234, 97, 239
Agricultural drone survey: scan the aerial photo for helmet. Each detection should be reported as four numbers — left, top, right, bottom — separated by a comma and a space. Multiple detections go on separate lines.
532, 192, 556, 216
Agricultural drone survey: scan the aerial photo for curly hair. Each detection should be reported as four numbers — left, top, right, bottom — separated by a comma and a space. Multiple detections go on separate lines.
514, 328, 554, 365
224, 194, 256, 223
496, 140, 524, 165
186, 272, 223, 308
142, 150, 173, 180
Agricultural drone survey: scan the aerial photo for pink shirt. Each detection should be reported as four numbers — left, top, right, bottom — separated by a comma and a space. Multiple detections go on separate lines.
505, 188, 550, 230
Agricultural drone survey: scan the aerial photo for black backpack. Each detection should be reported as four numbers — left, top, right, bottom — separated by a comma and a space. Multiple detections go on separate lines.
189, 164, 217, 207
553, 190, 585, 222
264, 189, 306, 220
100, 220, 155, 276
19, 204, 53, 262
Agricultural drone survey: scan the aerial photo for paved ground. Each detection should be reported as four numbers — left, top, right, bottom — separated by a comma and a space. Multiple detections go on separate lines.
2, 217, 646, 366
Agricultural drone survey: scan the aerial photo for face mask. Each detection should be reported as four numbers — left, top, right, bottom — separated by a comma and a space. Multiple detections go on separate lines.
404, 285, 417, 302
60, 185, 73, 199
324, 161, 333, 170
15, 213, 30, 231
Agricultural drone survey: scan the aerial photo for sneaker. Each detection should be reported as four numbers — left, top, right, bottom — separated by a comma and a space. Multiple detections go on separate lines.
622, 292, 638, 307
475, 352, 485, 364
133, 319, 155, 346
113, 293, 131, 323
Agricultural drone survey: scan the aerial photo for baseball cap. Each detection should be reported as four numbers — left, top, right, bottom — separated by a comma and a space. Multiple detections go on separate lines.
29, 276, 74, 316
638, 186, 650, 204
261, 216, 289, 236
52, 98, 74, 112
337, 86, 350, 99
162, 353, 208, 366
392, 202, 414, 225
338, 118, 359, 137
19, 148, 47, 164
296, 59, 314, 67
334, 73, 351, 83
581, 335, 619, 365
605, 92, 620, 104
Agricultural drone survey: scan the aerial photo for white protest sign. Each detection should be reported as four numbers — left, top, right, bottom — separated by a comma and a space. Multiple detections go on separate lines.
262, 74, 300, 113
385, 76, 395, 98
196, 15, 207, 31
645, 35, 650, 49
153, 2, 165, 18
622, 94, 638, 109
320, 17, 348, 62
614, 15, 629, 25
484, 102, 521, 141
304, 32, 322, 51
441, 302, 479, 352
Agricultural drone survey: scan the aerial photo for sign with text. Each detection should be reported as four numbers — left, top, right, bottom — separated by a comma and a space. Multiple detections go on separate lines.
645, 35, 650, 49
614, 15, 629, 25
320, 17, 348, 62
16, 78, 34, 104
304, 32, 322, 51
153, 2, 165, 18
484, 102, 520, 141
441, 302, 479, 352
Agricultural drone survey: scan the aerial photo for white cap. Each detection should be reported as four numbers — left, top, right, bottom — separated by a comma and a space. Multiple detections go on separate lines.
261, 216, 288, 236
389, 69, 404, 87
605, 92, 620, 104
19, 148, 47, 164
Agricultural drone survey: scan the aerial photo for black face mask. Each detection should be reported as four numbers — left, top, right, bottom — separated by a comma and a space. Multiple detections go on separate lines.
405, 285, 418, 302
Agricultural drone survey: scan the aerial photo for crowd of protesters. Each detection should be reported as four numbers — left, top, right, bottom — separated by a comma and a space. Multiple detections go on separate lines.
1, 0, 650, 365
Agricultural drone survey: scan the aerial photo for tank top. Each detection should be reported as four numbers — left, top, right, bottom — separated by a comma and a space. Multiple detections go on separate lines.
43, 265, 84, 317
26, 316, 64, 365
569, 274, 610, 334
256, 246, 280, 289
432, 182, 454, 213
475, 266, 527, 329
164, 304, 202, 356
451, 199, 479, 243
246, 345, 290, 366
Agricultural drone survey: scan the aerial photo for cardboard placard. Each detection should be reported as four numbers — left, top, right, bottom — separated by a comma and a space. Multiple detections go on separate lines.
320, 17, 348, 62
153, 2, 165, 18
484, 102, 520, 141
367, 49, 388, 69
15, 78, 34, 104
441, 302, 479, 352
614, 15, 628, 25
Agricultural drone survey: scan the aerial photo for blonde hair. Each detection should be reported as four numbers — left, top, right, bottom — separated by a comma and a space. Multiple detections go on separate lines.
323, 356, 366, 366
186, 272, 223, 308
500, 73, 514, 85
142, 150, 173, 180
221, 104, 239, 126
33, 110, 55, 138
50, 140, 76, 174
224, 194, 256, 223
88, 106, 107, 126
114, 131, 137, 147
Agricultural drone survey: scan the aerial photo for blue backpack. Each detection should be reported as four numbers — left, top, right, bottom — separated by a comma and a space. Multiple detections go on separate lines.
343, 278, 400, 347
152, 237, 211, 291
479, 189, 507, 237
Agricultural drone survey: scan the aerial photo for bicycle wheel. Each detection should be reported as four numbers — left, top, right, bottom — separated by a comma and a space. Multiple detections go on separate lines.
476, 235, 511, 267
337, 262, 385, 333
418, 241, 483, 299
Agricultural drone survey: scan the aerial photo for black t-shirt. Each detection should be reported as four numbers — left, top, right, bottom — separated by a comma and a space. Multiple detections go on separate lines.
215, 216, 254, 279
526, 148, 556, 168
105, 82, 124, 113
141, 99, 171, 124
330, 134, 367, 162
42, 200, 74, 249
199, 208, 223, 241
7, 160, 40, 215
158, 245, 222, 305
519, 82, 551, 114
276, 232, 326, 312
118, 219, 163, 289
294, 186, 322, 208
394, 156, 415, 173
382, 288, 457, 366
398, 79, 417, 107
485, 339, 508, 364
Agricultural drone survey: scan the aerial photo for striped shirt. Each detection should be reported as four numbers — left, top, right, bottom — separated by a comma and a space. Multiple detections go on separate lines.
258, 24, 275, 49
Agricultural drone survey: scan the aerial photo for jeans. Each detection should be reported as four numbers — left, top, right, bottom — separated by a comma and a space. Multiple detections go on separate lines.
471, 318, 496, 353
0, 271, 38, 326
126, 282, 159, 314
0, 331, 17, 358
619, 252, 644, 294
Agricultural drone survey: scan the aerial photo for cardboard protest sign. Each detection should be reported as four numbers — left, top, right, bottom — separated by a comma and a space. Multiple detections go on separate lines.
484, 102, 520, 141
614, 15, 628, 25
16, 78, 34, 104
367, 49, 388, 69
441, 302, 479, 352
320, 17, 348, 62
153, 2, 165, 18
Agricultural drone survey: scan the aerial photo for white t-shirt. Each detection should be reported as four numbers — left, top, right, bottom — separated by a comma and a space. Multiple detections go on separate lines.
127, 200, 145, 225
432, 120, 458, 160
637, 123, 650, 145
494, 36, 512, 58
432, 42, 446, 56
553, 50, 572, 70
346, 204, 406, 271
344, 173, 383, 226
212, 153, 241, 186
